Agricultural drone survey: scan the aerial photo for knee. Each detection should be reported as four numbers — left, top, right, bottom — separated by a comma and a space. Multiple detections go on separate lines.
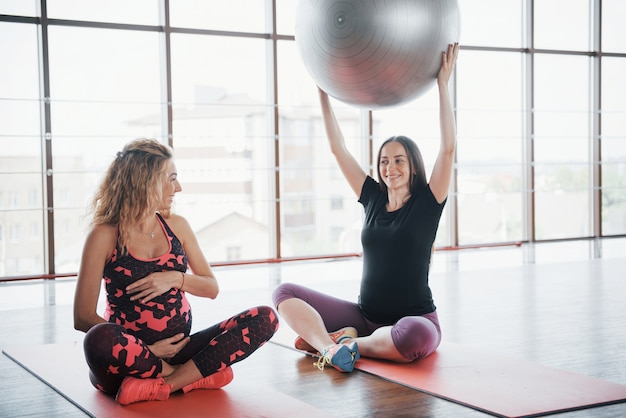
259, 305, 280, 327
84, 322, 114, 348
256, 305, 276, 318
84, 324, 111, 369
391, 317, 441, 361
271, 283, 301, 309
84, 323, 124, 360
248, 305, 280, 334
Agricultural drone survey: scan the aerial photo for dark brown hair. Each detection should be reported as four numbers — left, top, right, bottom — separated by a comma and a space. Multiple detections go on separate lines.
376, 135, 427, 194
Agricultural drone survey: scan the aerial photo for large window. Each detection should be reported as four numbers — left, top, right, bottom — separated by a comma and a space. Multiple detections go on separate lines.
0, 1, 624, 277
601, 57, 626, 235
0, 21, 44, 276
533, 54, 591, 240
455, 51, 523, 244
170, 33, 273, 261
277, 40, 366, 256
48, 25, 164, 272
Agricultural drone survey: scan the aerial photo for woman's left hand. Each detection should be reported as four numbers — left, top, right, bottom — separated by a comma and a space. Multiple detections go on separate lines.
437, 42, 459, 86
127, 270, 180, 303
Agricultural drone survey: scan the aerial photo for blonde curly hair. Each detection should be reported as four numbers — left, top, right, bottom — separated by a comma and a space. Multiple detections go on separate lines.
90, 138, 173, 253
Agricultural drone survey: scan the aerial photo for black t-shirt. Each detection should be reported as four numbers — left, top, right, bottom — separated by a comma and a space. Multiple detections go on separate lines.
358, 176, 446, 324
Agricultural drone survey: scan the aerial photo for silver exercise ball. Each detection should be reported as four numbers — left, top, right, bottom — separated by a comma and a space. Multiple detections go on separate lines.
295, 0, 460, 108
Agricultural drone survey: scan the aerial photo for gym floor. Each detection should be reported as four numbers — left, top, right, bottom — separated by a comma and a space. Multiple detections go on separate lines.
1, 237, 625, 417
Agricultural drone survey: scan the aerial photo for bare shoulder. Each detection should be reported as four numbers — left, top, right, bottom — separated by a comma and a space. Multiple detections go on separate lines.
163, 213, 194, 239
164, 213, 191, 229
87, 223, 117, 244
83, 223, 117, 261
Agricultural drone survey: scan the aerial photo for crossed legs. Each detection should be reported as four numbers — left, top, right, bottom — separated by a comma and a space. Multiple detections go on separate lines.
273, 283, 441, 364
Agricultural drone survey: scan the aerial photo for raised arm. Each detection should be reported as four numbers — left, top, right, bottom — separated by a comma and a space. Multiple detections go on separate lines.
429, 43, 459, 204
318, 87, 367, 198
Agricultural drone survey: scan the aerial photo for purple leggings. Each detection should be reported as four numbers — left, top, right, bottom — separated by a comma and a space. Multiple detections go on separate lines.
83, 305, 279, 395
272, 283, 441, 361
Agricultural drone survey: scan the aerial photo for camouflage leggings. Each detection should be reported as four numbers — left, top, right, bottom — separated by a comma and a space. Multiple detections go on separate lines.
83, 305, 279, 394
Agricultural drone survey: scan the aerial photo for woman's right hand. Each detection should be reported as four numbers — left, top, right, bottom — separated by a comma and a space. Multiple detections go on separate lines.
148, 333, 190, 359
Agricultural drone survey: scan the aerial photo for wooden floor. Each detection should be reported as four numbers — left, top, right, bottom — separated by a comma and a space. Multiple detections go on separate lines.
1, 238, 625, 417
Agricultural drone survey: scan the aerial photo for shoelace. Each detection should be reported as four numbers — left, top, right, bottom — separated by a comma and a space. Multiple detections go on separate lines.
314, 350, 333, 371
118, 378, 162, 403
135, 379, 164, 401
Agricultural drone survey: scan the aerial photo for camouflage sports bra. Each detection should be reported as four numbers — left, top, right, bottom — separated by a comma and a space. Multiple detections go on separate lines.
103, 213, 192, 344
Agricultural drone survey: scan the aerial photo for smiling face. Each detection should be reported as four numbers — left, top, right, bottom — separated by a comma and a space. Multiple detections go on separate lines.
379, 140, 412, 192
159, 159, 182, 211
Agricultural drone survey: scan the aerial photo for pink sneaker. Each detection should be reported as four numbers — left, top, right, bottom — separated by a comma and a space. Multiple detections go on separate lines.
115, 376, 172, 405
182, 367, 234, 393
294, 327, 358, 353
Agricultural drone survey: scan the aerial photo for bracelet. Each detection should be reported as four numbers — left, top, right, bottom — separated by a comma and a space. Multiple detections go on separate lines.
180, 272, 185, 290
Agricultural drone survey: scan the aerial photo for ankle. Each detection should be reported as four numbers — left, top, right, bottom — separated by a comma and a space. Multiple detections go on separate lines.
182, 367, 234, 393
321, 343, 337, 353
161, 362, 178, 377
339, 337, 355, 345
